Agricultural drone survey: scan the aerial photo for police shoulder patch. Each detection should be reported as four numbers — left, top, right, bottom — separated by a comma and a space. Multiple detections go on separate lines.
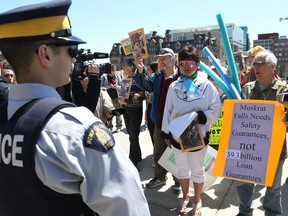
83, 121, 115, 152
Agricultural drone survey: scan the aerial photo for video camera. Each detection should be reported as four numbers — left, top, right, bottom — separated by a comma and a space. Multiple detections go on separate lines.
71, 49, 111, 80
111, 108, 126, 116
106, 108, 126, 121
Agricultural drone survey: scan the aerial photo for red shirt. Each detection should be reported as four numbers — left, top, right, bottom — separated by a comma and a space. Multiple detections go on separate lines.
156, 74, 178, 129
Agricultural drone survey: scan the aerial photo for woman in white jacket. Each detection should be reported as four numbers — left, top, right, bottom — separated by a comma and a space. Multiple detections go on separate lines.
162, 46, 222, 216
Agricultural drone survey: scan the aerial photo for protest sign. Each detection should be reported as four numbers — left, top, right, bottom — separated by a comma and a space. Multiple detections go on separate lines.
120, 38, 132, 55
209, 108, 224, 146
213, 100, 285, 186
128, 28, 148, 59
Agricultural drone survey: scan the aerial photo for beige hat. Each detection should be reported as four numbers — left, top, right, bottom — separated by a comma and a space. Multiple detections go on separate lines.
156, 48, 175, 58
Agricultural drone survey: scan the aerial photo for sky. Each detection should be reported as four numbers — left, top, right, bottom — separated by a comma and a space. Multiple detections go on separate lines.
1, 0, 288, 57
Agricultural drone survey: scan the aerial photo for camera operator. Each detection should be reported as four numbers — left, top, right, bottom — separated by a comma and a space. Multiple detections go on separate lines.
69, 49, 112, 113
56, 64, 101, 113
56, 48, 127, 127
71, 64, 101, 113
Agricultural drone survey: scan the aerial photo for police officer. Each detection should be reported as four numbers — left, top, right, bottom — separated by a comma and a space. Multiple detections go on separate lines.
0, 1, 150, 216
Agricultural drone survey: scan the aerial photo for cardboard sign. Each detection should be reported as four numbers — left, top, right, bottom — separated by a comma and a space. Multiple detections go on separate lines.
118, 78, 132, 99
213, 100, 285, 186
120, 38, 133, 55
128, 28, 148, 59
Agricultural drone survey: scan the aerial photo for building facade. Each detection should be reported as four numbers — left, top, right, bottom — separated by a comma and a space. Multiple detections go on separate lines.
253, 33, 288, 77
110, 23, 247, 70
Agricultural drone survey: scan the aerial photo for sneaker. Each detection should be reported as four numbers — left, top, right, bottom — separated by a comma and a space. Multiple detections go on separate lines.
173, 182, 181, 194
146, 177, 167, 189
236, 213, 253, 216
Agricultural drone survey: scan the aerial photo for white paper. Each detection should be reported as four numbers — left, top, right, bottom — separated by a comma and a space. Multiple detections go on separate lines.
158, 146, 219, 192
167, 111, 198, 139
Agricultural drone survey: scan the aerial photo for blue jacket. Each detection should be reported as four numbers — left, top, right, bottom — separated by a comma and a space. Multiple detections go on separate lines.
134, 70, 161, 124
134, 66, 181, 124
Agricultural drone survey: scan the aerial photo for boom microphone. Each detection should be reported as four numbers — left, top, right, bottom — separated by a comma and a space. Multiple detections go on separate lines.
93, 52, 109, 59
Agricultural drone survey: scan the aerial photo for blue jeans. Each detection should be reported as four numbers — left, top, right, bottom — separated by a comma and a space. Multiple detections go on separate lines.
236, 160, 284, 216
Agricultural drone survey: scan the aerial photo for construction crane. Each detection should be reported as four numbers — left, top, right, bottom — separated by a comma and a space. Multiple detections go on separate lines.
280, 17, 288, 22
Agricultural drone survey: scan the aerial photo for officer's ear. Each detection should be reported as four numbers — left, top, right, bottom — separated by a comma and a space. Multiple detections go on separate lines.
36, 44, 52, 66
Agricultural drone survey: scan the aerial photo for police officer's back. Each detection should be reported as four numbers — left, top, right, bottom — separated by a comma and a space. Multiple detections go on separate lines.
0, 1, 150, 216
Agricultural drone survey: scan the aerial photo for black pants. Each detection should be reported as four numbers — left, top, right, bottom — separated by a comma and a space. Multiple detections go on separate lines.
123, 105, 143, 166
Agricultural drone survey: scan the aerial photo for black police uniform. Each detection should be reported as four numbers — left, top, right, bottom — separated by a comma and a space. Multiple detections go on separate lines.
0, 98, 94, 216
0, 1, 150, 215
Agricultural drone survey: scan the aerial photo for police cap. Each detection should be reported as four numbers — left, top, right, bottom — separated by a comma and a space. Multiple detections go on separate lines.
0, 0, 85, 45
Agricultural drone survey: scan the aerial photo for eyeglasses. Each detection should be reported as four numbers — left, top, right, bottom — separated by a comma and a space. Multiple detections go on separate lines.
252, 61, 270, 67
36, 43, 78, 58
179, 60, 197, 67
157, 56, 170, 61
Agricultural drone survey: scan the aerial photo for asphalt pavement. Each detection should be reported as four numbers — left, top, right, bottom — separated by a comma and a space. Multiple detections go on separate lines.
112, 117, 288, 216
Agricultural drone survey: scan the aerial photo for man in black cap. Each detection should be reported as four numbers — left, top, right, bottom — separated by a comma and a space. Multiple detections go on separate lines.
0, 1, 150, 216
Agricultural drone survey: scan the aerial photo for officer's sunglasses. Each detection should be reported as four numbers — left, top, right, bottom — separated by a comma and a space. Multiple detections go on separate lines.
36, 43, 77, 58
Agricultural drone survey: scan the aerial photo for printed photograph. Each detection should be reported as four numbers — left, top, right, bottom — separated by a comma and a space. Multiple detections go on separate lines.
179, 120, 205, 152
118, 78, 133, 99
128, 28, 148, 59
120, 38, 133, 55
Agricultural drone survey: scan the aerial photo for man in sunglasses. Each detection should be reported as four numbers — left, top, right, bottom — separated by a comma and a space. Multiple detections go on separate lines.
0, 1, 150, 216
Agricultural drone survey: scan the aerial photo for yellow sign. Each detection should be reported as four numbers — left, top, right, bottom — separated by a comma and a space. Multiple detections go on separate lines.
213, 100, 285, 186
209, 108, 224, 145
120, 38, 133, 55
